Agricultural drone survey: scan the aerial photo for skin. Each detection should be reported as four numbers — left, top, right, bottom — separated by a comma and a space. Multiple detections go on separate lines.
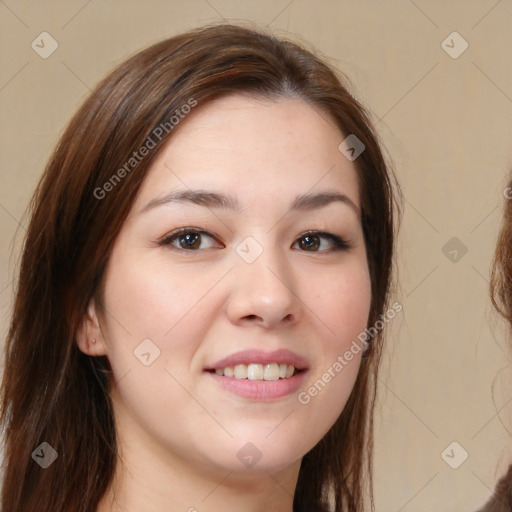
77, 93, 372, 512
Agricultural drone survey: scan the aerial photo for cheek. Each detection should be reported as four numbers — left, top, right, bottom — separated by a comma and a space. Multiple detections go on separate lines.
313, 262, 372, 346
98, 249, 232, 407
298, 262, 371, 422
101, 249, 223, 343
97, 254, 224, 437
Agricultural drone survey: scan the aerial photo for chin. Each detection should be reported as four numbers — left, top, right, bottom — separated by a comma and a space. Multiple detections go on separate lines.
198, 435, 308, 475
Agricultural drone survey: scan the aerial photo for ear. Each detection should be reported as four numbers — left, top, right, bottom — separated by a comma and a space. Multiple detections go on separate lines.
76, 299, 108, 357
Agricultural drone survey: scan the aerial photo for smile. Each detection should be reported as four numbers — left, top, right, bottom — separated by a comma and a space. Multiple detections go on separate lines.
211, 363, 297, 380
204, 349, 308, 400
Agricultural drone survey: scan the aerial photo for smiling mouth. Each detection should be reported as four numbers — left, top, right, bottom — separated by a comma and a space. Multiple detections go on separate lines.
208, 363, 302, 381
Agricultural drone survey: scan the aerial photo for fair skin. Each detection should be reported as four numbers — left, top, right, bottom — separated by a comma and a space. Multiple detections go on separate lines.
77, 93, 371, 512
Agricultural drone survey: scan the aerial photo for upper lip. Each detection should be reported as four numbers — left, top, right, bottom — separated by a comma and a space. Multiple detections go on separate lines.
205, 349, 309, 371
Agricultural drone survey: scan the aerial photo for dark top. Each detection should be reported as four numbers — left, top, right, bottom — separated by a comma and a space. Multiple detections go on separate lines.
478, 464, 512, 512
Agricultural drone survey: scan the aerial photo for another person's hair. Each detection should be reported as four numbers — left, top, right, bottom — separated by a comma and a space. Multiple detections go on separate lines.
482, 176, 512, 512
1, 23, 399, 512
492, 178, 512, 325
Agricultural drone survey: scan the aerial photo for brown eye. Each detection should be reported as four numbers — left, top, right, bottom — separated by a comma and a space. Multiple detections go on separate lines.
293, 231, 351, 252
299, 235, 320, 251
177, 232, 202, 249
159, 229, 221, 251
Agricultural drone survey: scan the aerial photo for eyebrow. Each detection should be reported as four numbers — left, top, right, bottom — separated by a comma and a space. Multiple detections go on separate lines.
140, 189, 360, 216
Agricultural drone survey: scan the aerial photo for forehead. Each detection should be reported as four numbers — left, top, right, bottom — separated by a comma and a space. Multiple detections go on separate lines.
134, 93, 360, 210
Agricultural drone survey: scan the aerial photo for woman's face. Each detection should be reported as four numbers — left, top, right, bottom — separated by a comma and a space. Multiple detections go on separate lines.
86, 93, 371, 475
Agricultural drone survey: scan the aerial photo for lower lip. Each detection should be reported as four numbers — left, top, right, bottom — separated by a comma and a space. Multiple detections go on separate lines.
206, 371, 307, 401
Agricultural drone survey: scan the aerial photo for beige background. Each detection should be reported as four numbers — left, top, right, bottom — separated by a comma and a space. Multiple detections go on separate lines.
1, 1, 512, 510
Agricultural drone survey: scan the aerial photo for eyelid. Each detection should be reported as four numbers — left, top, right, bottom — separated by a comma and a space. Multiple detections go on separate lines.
157, 227, 352, 252
158, 227, 224, 250
292, 230, 352, 251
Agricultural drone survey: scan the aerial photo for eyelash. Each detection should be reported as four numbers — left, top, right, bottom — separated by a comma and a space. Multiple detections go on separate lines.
158, 228, 351, 253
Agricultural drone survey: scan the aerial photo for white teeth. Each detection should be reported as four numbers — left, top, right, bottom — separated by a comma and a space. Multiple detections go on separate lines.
247, 363, 263, 380
214, 363, 297, 380
264, 363, 280, 381
234, 364, 247, 379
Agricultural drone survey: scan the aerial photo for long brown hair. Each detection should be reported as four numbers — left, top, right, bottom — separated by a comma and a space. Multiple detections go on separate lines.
491, 178, 512, 326
0, 23, 400, 512
483, 177, 512, 511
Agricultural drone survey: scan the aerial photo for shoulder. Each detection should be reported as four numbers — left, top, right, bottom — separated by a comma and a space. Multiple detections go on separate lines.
477, 464, 512, 512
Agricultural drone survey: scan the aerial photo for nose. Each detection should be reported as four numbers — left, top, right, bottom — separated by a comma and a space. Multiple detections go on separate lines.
225, 246, 302, 330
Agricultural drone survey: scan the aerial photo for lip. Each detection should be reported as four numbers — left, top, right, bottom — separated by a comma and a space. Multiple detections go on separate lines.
205, 349, 309, 371
206, 370, 307, 401
204, 349, 309, 401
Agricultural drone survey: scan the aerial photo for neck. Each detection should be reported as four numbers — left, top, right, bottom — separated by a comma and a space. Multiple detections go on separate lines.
97, 396, 300, 512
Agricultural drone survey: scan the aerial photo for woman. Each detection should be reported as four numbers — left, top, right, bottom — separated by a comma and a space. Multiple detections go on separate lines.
0, 23, 400, 511
480, 180, 512, 511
